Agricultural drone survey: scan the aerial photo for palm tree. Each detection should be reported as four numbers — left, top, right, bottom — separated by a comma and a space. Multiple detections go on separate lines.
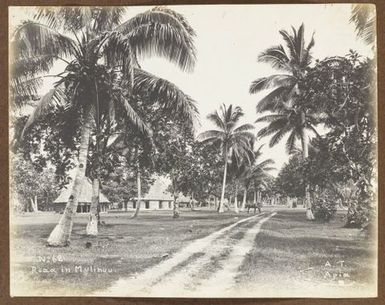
198, 104, 254, 213
249, 24, 317, 219
238, 145, 274, 211
11, 6, 197, 246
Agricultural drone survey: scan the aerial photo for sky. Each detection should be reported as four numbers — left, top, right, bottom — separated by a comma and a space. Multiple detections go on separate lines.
9, 4, 374, 174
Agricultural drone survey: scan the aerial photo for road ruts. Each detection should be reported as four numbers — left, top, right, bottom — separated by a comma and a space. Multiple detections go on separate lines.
96, 211, 276, 297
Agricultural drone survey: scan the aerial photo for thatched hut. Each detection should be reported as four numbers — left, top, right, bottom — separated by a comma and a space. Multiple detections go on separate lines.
52, 179, 110, 213
130, 175, 192, 210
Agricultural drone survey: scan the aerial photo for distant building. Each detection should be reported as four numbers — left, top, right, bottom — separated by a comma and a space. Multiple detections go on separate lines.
130, 175, 192, 210
52, 179, 111, 213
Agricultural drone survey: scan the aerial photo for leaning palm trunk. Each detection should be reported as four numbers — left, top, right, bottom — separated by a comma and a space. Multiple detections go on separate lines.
47, 113, 92, 246
219, 150, 228, 213
234, 185, 239, 213
131, 166, 142, 219
300, 113, 315, 220
86, 178, 99, 236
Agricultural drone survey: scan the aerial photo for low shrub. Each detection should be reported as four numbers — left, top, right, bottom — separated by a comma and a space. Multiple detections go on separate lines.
311, 190, 337, 222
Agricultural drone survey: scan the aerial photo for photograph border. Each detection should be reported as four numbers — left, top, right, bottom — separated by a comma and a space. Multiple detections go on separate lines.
1, 0, 383, 304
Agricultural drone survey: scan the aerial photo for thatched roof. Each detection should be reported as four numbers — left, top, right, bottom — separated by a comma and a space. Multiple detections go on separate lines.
54, 178, 110, 204
136, 175, 192, 202
140, 175, 173, 201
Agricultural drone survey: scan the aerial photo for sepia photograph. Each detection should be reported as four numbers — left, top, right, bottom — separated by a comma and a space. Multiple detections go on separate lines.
8, 4, 377, 298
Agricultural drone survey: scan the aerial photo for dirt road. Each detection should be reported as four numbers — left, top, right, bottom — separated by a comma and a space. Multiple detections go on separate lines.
97, 211, 276, 297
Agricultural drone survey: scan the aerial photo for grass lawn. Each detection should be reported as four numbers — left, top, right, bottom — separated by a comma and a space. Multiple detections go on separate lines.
236, 208, 377, 297
10, 209, 250, 296
10, 207, 377, 297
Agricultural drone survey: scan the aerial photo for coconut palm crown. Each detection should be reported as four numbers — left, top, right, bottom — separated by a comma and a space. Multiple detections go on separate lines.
249, 23, 314, 113
255, 102, 321, 154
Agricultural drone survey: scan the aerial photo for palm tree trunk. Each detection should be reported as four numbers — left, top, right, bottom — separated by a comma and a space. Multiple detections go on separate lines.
241, 188, 247, 211
131, 165, 141, 219
301, 111, 315, 220
219, 149, 228, 213
234, 185, 239, 213
190, 192, 195, 211
47, 112, 92, 247
173, 196, 180, 218
86, 80, 102, 235
86, 178, 99, 236
30, 196, 37, 212
171, 173, 180, 218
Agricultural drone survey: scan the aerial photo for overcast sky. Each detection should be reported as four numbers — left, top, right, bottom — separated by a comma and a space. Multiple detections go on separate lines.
9, 4, 374, 173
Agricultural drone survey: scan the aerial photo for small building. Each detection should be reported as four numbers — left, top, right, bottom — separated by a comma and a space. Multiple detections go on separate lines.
131, 175, 192, 210
52, 179, 111, 213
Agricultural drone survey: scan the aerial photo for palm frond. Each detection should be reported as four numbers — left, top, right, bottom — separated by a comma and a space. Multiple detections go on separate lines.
35, 7, 93, 33
258, 45, 290, 70
269, 125, 290, 147
226, 105, 244, 131
151, 7, 196, 36
10, 54, 58, 80
231, 131, 255, 143
233, 123, 255, 133
92, 7, 127, 32
126, 23, 196, 72
10, 76, 43, 107
256, 158, 275, 169
285, 129, 298, 154
249, 74, 295, 93
255, 86, 290, 113
257, 117, 288, 138
114, 92, 152, 137
197, 130, 225, 142
118, 7, 194, 36
11, 21, 76, 59
22, 87, 66, 137
278, 29, 297, 62
133, 68, 199, 128
253, 144, 264, 160
207, 111, 226, 130
228, 134, 253, 151
296, 23, 305, 63
230, 138, 254, 166
255, 114, 285, 123
116, 8, 196, 71
350, 4, 375, 45
302, 32, 315, 67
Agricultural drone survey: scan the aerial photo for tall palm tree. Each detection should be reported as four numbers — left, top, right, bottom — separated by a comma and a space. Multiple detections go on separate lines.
198, 104, 254, 213
249, 24, 317, 219
11, 6, 197, 246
